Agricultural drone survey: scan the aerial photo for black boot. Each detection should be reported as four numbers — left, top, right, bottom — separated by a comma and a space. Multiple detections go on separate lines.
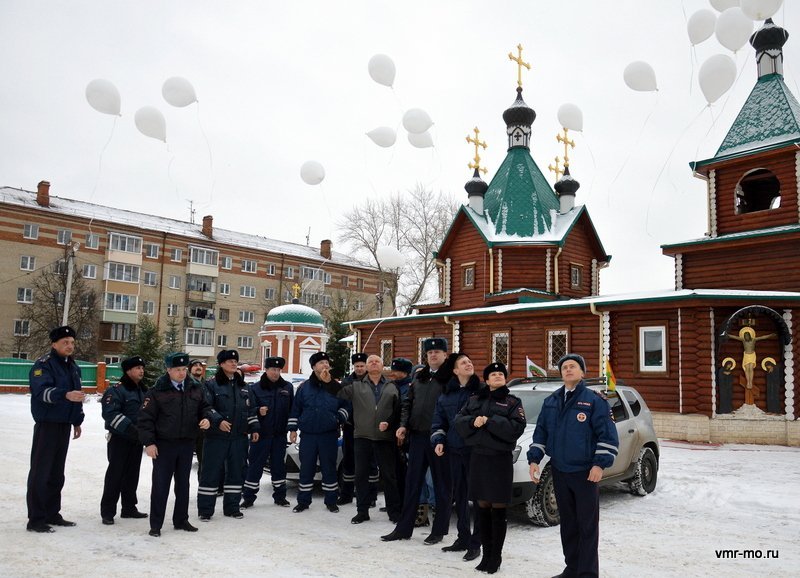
475, 507, 493, 572
486, 508, 507, 574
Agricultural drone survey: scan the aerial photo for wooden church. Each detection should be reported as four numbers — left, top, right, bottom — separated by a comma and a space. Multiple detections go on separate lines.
350, 21, 800, 445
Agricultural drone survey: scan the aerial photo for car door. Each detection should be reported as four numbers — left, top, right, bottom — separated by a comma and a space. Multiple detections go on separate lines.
605, 393, 637, 476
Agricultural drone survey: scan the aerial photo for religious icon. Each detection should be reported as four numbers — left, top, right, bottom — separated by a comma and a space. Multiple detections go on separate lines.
726, 327, 776, 405
716, 357, 735, 414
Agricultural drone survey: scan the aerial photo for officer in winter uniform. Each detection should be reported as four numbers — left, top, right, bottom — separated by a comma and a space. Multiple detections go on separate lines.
26, 325, 85, 533
431, 352, 482, 561
288, 351, 349, 513
198, 349, 260, 520
381, 337, 452, 544
100, 355, 149, 525
138, 352, 212, 537
386, 357, 414, 507
241, 356, 293, 508
527, 353, 619, 578
189, 359, 207, 478
338, 352, 368, 505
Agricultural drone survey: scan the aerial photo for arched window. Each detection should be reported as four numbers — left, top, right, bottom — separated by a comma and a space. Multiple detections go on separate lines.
734, 168, 781, 215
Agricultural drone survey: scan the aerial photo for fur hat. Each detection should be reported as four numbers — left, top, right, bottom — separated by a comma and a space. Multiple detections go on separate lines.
216, 349, 240, 364
422, 337, 448, 353
264, 356, 286, 369
164, 352, 190, 368
557, 353, 586, 373
483, 361, 508, 381
390, 357, 413, 374
351, 352, 368, 364
309, 351, 330, 368
49, 325, 76, 342
121, 356, 145, 372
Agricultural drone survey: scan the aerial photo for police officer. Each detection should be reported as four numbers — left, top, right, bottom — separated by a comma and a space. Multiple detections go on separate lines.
138, 352, 212, 537
241, 356, 293, 508
100, 355, 149, 525
288, 351, 349, 513
26, 325, 85, 533
386, 357, 414, 509
381, 337, 452, 544
527, 353, 619, 578
198, 349, 260, 521
338, 352, 368, 505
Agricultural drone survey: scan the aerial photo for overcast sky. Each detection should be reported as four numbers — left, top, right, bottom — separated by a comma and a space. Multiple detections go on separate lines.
1, 0, 797, 294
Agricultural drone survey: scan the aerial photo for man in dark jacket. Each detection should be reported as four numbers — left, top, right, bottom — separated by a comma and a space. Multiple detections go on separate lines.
198, 349, 260, 521
381, 337, 452, 543
339, 354, 402, 524
100, 355, 149, 525
241, 356, 293, 508
26, 325, 85, 533
288, 351, 349, 513
527, 353, 619, 578
138, 352, 212, 537
338, 352, 368, 505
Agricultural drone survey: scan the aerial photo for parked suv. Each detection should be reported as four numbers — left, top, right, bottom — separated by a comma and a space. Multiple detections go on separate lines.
508, 377, 660, 526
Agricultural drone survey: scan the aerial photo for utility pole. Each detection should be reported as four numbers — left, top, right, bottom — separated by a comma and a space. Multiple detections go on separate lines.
62, 242, 80, 326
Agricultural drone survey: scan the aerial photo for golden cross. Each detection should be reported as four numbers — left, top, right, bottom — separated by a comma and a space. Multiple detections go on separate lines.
508, 44, 531, 88
548, 156, 563, 180
556, 128, 575, 168
465, 126, 488, 175
292, 283, 302, 299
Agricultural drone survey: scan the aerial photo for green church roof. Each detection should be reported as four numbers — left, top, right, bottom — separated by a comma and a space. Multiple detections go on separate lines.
265, 303, 324, 326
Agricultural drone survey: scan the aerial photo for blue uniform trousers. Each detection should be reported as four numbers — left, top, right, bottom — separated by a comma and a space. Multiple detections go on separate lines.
297, 432, 338, 506
100, 435, 143, 519
198, 436, 249, 516
242, 435, 288, 503
149, 439, 193, 531
26, 422, 71, 525
553, 467, 600, 578
450, 449, 480, 549
339, 423, 356, 498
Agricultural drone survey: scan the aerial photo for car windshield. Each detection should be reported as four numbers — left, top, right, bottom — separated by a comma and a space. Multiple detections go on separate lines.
514, 389, 552, 425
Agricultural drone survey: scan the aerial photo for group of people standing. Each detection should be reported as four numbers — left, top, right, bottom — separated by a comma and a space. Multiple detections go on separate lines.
26, 325, 619, 577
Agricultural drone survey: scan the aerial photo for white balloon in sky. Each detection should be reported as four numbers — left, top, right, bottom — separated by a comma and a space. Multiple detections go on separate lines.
368, 54, 396, 88
699, 54, 737, 104
715, 7, 754, 51
366, 126, 397, 148
375, 245, 405, 269
710, 0, 740, 12
740, 0, 783, 20
687, 9, 717, 45
85, 79, 121, 116
162, 77, 198, 107
402, 108, 434, 134
557, 103, 583, 132
408, 131, 434, 149
134, 106, 166, 142
300, 160, 325, 185
623, 61, 658, 92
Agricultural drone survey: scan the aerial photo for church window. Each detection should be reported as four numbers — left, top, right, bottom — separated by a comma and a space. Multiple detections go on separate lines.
547, 330, 568, 370
492, 332, 509, 367
638, 326, 666, 372
381, 340, 393, 367
570, 264, 582, 289
462, 263, 475, 290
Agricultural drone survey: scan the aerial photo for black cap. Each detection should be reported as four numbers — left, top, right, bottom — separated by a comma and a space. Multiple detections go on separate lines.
390, 357, 413, 374
164, 352, 190, 368
121, 356, 145, 372
351, 352, 368, 364
483, 362, 508, 381
422, 337, 448, 353
217, 349, 240, 364
49, 325, 76, 342
309, 351, 330, 368
557, 353, 586, 373
264, 356, 286, 369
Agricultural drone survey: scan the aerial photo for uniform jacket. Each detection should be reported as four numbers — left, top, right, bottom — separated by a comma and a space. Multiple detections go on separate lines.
393, 375, 413, 401
102, 374, 147, 441
288, 373, 349, 435
137, 373, 212, 446
400, 364, 451, 434
204, 371, 260, 438
250, 373, 294, 437
454, 385, 526, 454
526, 380, 620, 473
338, 374, 400, 441
29, 348, 85, 426
430, 374, 482, 451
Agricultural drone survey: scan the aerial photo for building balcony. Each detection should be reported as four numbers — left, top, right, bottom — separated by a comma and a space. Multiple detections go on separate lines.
187, 318, 216, 330
187, 289, 216, 303
187, 262, 219, 278
101, 310, 138, 324
185, 344, 215, 358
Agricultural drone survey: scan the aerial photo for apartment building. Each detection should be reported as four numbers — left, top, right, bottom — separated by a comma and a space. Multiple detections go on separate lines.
0, 181, 383, 363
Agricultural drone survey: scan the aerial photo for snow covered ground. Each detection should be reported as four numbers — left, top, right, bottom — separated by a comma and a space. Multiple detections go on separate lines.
1, 394, 797, 577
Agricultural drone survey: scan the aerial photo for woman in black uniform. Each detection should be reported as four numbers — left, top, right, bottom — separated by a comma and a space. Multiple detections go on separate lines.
454, 362, 526, 574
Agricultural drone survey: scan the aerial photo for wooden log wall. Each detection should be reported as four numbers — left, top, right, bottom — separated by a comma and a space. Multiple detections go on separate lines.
500, 246, 549, 293
558, 217, 600, 299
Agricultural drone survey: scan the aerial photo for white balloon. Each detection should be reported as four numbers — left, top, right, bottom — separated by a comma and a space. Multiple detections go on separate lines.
368, 54, 396, 88
366, 126, 397, 148
85, 79, 121, 116
740, 0, 782, 20
687, 9, 718, 45
699, 54, 738, 103
375, 245, 405, 269
715, 7, 754, 51
162, 77, 197, 107
710, 0, 740, 12
300, 160, 325, 185
134, 106, 166, 142
623, 61, 658, 92
402, 108, 434, 134
557, 103, 583, 132
408, 131, 434, 149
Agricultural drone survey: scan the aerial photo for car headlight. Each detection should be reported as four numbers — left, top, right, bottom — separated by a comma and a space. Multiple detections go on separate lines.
512, 445, 522, 463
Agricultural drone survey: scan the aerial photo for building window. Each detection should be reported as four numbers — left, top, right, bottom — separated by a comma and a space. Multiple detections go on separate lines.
171, 248, 183, 262
285, 266, 294, 279
237, 336, 254, 349
381, 340, 393, 367
109, 323, 132, 341
12, 352, 29, 360
354, 300, 364, 311
265, 287, 276, 300
218, 308, 229, 322
169, 275, 182, 290
188, 306, 213, 319
189, 246, 219, 266
240, 285, 256, 298
356, 278, 364, 290
734, 168, 781, 215
187, 275, 214, 292
85, 233, 100, 249
186, 328, 214, 346
547, 330, 569, 371
217, 334, 228, 347
108, 232, 142, 253
144, 243, 159, 259
239, 310, 255, 324
570, 264, 582, 289
82, 264, 97, 279
104, 293, 137, 312
57, 229, 72, 245
142, 300, 155, 315
339, 297, 348, 308
14, 319, 30, 336
418, 337, 431, 364
492, 332, 510, 366
321, 294, 331, 307
143, 271, 157, 286
242, 259, 257, 273
639, 325, 667, 372
17, 288, 33, 304
167, 303, 178, 316
221, 256, 232, 269
104, 355, 121, 365
23, 224, 39, 239
266, 263, 276, 276
106, 262, 140, 283
20, 256, 35, 271
341, 275, 349, 288
462, 264, 475, 289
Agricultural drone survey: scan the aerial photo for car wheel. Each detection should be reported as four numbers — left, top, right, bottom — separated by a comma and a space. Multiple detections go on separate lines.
525, 464, 559, 527
629, 446, 658, 496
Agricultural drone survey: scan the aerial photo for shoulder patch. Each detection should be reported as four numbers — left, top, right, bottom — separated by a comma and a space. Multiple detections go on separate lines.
33, 369, 43, 376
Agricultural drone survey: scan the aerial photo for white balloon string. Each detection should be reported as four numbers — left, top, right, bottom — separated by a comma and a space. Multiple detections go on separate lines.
607, 91, 660, 208
689, 45, 696, 96
577, 132, 597, 202
87, 115, 118, 205
195, 101, 215, 206
167, 150, 180, 200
